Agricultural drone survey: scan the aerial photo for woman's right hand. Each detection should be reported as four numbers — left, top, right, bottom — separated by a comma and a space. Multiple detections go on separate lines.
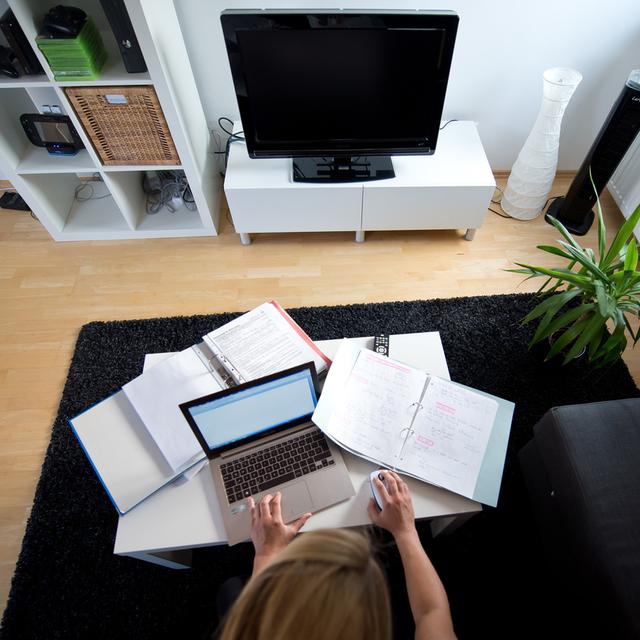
367, 470, 416, 539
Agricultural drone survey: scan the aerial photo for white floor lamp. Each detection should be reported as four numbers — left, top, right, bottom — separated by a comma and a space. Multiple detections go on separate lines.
501, 67, 583, 220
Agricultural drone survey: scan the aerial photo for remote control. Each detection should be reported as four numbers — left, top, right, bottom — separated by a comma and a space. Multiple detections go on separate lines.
373, 334, 389, 357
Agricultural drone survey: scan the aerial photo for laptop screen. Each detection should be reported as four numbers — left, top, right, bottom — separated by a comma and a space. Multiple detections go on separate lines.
181, 363, 318, 454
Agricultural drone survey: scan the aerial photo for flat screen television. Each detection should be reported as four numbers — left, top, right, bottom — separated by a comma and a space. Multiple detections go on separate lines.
221, 10, 459, 183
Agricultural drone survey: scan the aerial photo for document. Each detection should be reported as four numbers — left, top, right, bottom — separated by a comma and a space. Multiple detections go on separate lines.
123, 345, 223, 470
203, 301, 330, 383
317, 344, 509, 505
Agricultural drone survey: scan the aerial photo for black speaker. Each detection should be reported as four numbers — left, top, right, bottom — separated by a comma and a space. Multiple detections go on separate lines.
99, 0, 147, 73
0, 9, 44, 75
546, 70, 640, 235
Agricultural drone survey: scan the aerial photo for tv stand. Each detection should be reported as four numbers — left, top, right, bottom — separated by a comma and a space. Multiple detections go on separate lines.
225, 121, 495, 245
292, 156, 395, 183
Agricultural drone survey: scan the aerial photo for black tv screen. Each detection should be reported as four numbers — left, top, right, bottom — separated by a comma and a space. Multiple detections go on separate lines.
221, 10, 459, 160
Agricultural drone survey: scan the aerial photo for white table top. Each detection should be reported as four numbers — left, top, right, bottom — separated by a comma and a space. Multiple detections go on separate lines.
114, 332, 482, 556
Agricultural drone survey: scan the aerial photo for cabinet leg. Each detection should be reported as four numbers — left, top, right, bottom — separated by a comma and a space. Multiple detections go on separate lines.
464, 228, 477, 241
355, 230, 365, 243
239, 233, 252, 246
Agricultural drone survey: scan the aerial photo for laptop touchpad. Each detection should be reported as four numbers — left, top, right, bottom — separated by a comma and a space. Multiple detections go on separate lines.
281, 482, 313, 522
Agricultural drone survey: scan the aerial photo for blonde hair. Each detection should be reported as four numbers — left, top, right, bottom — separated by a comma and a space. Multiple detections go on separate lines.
219, 529, 391, 640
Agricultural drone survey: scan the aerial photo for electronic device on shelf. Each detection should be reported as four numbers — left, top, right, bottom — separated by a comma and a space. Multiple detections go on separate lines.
220, 10, 459, 184
99, 0, 147, 73
20, 113, 84, 156
545, 69, 640, 235
0, 9, 44, 75
38, 5, 87, 39
0, 45, 19, 78
0, 192, 30, 211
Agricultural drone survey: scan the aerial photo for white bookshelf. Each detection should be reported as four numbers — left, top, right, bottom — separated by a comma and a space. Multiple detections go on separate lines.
0, 0, 221, 241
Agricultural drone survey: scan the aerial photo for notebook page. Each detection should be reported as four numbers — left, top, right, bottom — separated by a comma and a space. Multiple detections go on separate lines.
203, 301, 329, 382
399, 376, 497, 499
324, 349, 426, 466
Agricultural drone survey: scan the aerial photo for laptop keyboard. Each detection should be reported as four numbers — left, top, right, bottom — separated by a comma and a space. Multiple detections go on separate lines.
220, 429, 335, 503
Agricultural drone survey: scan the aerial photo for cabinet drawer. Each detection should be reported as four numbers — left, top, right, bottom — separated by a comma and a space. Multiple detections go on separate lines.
362, 185, 493, 231
225, 186, 363, 233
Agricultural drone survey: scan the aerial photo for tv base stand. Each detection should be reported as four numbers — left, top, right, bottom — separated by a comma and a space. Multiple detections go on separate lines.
225, 121, 495, 244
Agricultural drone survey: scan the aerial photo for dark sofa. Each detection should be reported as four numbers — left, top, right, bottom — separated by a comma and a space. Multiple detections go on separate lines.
519, 399, 640, 639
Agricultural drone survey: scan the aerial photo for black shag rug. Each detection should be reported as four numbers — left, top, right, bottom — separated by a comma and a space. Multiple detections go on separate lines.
2, 294, 638, 640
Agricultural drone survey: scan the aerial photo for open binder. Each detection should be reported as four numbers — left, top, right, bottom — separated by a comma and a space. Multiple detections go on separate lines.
70, 301, 331, 514
313, 342, 514, 506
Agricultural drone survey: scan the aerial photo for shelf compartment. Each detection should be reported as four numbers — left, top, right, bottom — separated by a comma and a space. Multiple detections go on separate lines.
0, 87, 38, 169
0, 73, 50, 88
18, 172, 129, 236
54, 32, 151, 87
105, 169, 205, 234
16, 148, 95, 174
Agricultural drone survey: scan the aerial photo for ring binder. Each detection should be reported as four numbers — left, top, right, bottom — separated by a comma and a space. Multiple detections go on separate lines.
398, 377, 431, 460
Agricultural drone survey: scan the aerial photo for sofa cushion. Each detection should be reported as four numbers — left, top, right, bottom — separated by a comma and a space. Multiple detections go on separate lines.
533, 399, 640, 639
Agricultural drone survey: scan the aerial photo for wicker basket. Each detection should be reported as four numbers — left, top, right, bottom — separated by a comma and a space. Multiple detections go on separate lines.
64, 86, 180, 166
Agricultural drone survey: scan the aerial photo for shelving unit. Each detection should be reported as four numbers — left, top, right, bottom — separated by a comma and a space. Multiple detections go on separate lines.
0, 0, 221, 241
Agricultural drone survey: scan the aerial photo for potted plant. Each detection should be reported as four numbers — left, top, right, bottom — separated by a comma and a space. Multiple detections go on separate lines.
510, 186, 640, 367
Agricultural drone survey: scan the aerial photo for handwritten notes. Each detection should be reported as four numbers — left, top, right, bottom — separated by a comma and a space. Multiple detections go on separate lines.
401, 376, 497, 498
323, 348, 498, 501
326, 350, 425, 461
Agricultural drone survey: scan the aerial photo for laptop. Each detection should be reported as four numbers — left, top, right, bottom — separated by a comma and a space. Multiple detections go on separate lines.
180, 362, 355, 545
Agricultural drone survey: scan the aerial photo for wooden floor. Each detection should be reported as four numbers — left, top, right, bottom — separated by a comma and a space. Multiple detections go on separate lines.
1, 174, 638, 615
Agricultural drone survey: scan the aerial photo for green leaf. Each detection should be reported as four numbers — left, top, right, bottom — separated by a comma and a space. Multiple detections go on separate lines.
559, 242, 609, 282
522, 289, 581, 324
588, 324, 605, 359
624, 238, 638, 272
594, 281, 615, 318
536, 245, 573, 259
593, 329, 627, 365
515, 264, 594, 289
530, 303, 594, 347
546, 214, 584, 253
546, 317, 589, 360
588, 167, 607, 263
603, 203, 640, 267
564, 313, 606, 363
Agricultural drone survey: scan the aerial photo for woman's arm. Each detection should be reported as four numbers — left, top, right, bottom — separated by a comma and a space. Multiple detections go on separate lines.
367, 471, 457, 640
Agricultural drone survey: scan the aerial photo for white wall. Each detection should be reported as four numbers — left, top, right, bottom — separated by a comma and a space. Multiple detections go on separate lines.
174, 0, 640, 170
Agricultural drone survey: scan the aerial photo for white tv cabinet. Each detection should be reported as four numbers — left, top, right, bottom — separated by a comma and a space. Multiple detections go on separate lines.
224, 121, 495, 245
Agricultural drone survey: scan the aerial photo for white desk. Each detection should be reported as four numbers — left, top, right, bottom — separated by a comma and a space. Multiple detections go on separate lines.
114, 333, 482, 568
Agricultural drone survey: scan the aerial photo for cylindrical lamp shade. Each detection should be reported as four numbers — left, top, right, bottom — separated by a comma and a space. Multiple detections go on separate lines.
502, 68, 583, 220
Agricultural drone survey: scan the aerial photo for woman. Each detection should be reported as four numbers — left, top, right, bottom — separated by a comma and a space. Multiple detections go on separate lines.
218, 470, 457, 640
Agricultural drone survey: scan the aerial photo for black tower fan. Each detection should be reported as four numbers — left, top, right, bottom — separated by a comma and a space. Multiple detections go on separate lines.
546, 70, 640, 235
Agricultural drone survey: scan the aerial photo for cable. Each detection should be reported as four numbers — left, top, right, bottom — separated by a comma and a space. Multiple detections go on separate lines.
439, 119, 459, 131
74, 173, 113, 202
143, 170, 196, 214
490, 206, 511, 219
490, 191, 563, 220
213, 117, 246, 176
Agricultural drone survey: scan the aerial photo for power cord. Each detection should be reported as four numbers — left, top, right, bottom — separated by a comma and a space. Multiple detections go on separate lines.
74, 173, 113, 202
143, 170, 196, 214
489, 184, 562, 219
439, 119, 459, 130
214, 116, 245, 176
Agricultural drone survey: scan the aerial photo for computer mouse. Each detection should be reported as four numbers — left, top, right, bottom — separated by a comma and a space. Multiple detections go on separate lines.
369, 470, 388, 511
